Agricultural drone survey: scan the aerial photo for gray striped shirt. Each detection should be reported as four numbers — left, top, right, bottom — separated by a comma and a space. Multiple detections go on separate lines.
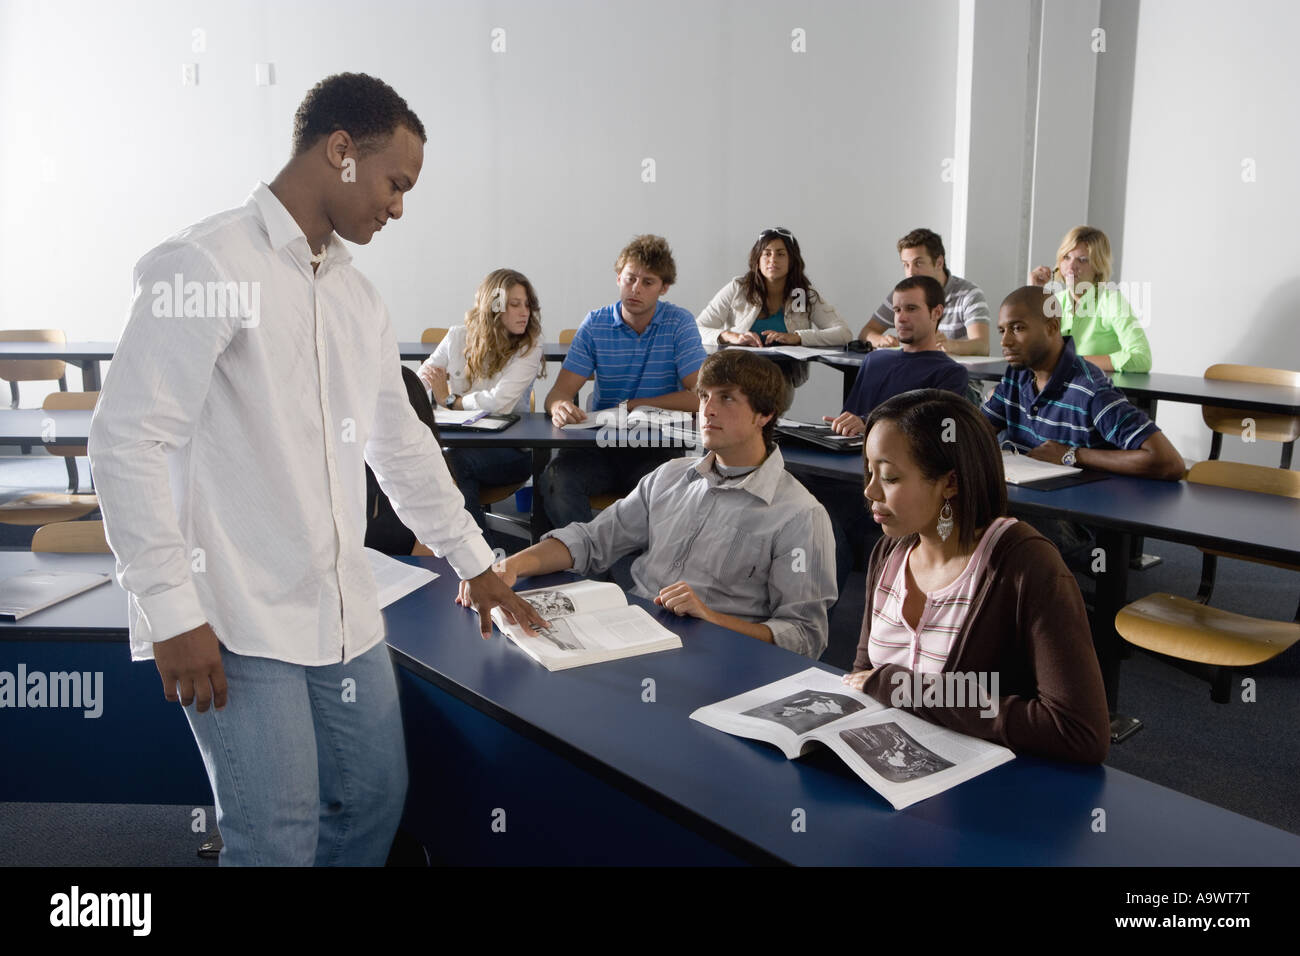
872, 273, 990, 339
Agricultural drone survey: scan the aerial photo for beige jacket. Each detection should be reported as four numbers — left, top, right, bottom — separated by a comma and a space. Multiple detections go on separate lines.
696, 277, 853, 347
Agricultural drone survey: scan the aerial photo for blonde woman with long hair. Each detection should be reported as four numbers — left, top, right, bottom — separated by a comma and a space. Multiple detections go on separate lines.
419, 268, 544, 529
1028, 226, 1151, 372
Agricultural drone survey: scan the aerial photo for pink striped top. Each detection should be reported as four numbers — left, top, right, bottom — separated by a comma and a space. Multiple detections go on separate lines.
867, 517, 1018, 673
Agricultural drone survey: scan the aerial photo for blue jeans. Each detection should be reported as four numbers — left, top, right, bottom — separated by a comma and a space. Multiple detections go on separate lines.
539, 447, 681, 529
446, 446, 532, 530
182, 639, 407, 866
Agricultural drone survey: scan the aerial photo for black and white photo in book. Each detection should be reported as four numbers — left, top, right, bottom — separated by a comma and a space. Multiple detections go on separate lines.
742, 691, 867, 735
839, 723, 955, 783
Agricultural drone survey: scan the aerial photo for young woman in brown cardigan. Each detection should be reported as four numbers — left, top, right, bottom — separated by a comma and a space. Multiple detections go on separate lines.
841, 389, 1110, 763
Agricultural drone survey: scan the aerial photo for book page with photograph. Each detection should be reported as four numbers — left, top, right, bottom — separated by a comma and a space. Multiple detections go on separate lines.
490, 580, 682, 671
690, 667, 884, 758
816, 707, 1014, 810
691, 667, 1014, 810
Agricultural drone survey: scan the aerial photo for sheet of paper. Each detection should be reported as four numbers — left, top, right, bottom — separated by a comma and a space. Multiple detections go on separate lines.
365, 548, 439, 608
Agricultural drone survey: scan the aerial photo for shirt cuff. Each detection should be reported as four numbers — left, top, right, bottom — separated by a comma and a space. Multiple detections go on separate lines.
136, 579, 208, 644
764, 617, 805, 655
543, 526, 591, 574
445, 535, 496, 580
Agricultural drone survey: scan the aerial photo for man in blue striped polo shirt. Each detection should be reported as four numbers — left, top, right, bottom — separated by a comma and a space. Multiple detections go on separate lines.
541, 235, 708, 527
982, 286, 1183, 480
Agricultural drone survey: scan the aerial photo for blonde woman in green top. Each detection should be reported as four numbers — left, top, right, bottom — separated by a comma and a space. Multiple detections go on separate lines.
1028, 226, 1151, 373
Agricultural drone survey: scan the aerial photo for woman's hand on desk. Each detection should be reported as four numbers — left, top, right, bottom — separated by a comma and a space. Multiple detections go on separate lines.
456, 565, 547, 639
841, 669, 874, 693
549, 399, 587, 427
720, 330, 763, 347
154, 622, 228, 712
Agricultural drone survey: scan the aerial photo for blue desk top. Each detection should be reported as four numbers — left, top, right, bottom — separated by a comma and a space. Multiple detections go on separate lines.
5, 550, 1298, 863
382, 558, 1300, 865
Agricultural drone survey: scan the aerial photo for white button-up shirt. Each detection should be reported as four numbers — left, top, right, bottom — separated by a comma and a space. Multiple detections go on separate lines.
89, 183, 494, 665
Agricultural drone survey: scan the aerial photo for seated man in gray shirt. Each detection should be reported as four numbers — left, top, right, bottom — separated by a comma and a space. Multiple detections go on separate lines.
460, 350, 838, 659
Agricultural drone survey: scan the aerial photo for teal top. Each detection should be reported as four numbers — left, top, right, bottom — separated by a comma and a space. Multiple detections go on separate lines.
750, 309, 786, 335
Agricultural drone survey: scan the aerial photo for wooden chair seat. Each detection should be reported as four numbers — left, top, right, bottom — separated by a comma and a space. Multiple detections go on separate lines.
1116, 593, 1300, 668
589, 493, 619, 511
421, 327, 448, 346
481, 483, 526, 506
31, 519, 110, 553
0, 493, 99, 526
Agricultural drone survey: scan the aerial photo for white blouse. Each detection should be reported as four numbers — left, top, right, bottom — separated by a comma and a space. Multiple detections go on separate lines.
425, 325, 542, 414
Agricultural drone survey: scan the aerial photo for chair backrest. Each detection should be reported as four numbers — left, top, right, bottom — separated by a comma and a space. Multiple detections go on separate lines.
421, 327, 448, 345
40, 390, 97, 457
31, 520, 110, 553
558, 328, 577, 345
42, 390, 98, 412
1187, 460, 1300, 572
1187, 459, 1300, 498
1204, 363, 1300, 388
0, 329, 67, 383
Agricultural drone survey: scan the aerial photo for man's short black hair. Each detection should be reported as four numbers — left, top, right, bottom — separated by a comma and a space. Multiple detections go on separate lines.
291, 72, 427, 156
894, 274, 945, 311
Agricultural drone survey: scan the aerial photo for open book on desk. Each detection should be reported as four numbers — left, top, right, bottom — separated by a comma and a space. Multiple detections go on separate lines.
691, 667, 1014, 810
490, 579, 682, 671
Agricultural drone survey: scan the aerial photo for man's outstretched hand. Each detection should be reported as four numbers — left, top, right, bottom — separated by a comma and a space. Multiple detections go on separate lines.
456, 564, 548, 639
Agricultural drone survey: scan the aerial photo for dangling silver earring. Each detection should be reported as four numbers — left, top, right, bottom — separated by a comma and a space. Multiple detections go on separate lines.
936, 499, 954, 542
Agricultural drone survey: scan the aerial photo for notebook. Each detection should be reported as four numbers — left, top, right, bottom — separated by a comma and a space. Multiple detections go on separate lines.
775, 419, 864, 453
433, 410, 520, 431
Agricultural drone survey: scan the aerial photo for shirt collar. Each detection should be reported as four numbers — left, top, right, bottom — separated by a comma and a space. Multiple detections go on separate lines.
613, 300, 663, 329
690, 447, 785, 504
249, 181, 353, 271
1025, 335, 1079, 403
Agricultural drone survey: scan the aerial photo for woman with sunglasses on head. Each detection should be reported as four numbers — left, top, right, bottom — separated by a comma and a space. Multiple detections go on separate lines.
697, 227, 852, 349
841, 389, 1110, 764
418, 268, 545, 530
1028, 225, 1151, 372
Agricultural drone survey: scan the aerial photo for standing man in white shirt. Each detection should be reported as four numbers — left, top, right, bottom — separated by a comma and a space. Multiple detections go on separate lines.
88, 72, 545, 866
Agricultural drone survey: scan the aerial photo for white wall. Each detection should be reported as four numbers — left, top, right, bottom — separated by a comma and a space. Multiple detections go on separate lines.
1118, 0, 1300, 464
0, 0, 959, 421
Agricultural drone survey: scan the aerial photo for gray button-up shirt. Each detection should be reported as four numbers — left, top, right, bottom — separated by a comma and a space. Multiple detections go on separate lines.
545, 448, 837, 658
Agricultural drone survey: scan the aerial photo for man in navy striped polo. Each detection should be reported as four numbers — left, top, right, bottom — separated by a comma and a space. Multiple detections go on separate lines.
983, 286, 1184, 568
541, 235, 707, 528
983, 286, 1183, 480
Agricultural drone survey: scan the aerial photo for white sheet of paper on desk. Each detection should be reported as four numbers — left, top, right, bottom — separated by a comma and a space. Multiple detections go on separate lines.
1000, 452, 1081, 484
0, 569, 111, 620
366, 548, 439, 608
434, 409, 488, 425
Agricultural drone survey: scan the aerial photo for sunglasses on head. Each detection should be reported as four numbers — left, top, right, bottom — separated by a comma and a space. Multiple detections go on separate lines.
758, 228, 795, 242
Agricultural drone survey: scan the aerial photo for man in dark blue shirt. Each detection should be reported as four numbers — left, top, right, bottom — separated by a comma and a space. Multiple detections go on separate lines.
807, 275, 969, 591
825, 275, 969, 436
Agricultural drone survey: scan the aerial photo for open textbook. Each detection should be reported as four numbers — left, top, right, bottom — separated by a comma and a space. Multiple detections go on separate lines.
690, 667, 1014, 810
490, 579, 682, 671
